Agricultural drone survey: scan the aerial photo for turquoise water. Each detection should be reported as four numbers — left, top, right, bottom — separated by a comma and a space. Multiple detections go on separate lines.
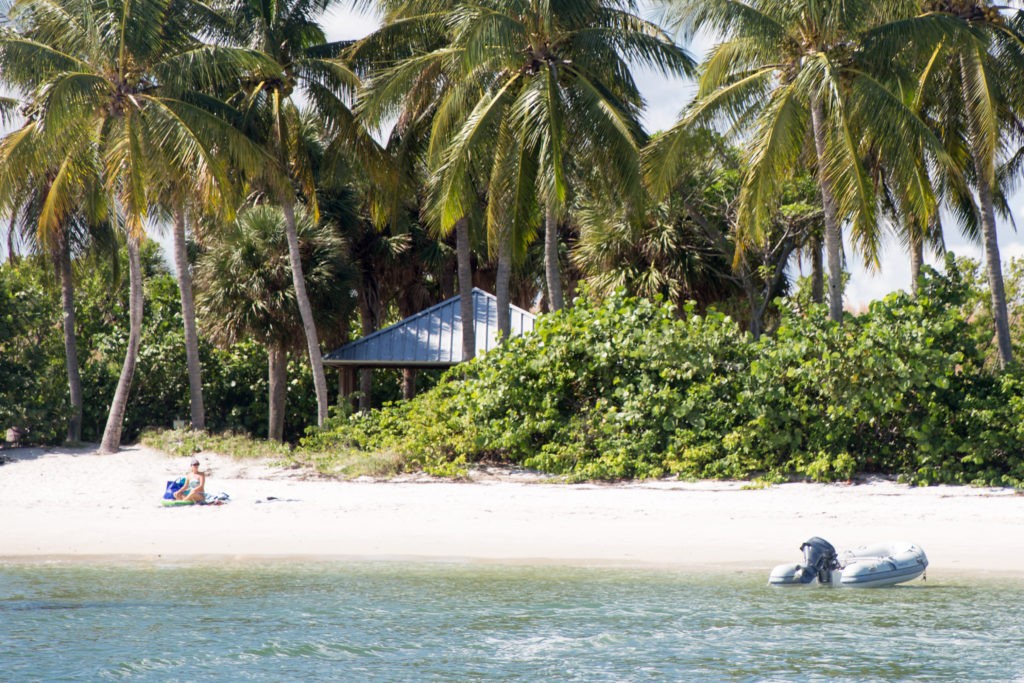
1, 563, 1023, 682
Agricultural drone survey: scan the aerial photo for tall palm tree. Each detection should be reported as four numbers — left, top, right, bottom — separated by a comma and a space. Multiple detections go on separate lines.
0, 122, 114, 442
351, 15, 482, 359
195, 204, 353, 440
362, 0, 693, 329
911, 0, 1024, 366
651, 0, 945, 323
0, 0, 277, 452
218, 0, 369, 426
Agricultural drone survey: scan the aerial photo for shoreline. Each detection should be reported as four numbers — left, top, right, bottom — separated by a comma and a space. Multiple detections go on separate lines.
2, 444, 1023, 577
5, 555, 1024, 583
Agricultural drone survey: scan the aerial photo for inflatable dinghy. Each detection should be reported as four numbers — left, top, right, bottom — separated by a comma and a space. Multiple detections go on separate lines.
769, 537, 927, 588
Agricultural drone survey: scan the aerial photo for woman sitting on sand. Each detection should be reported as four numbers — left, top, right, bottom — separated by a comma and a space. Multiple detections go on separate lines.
174, 459, 205, 503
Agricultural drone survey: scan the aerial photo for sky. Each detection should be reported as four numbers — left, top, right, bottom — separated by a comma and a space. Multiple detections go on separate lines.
4, 5, 1023, 308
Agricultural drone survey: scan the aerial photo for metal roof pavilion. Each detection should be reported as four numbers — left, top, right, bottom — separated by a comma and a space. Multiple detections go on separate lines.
323, 288, 536, 369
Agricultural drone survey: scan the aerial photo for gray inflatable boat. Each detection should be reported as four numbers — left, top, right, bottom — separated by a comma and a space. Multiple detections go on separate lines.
769, 537, 928, 588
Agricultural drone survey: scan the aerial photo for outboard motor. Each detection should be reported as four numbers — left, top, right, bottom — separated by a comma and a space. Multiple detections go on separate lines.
768, 537, 839, 586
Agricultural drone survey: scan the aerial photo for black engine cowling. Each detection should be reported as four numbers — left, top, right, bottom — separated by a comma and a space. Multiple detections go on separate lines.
799, 537, 839, 584
768, 536, 840, 585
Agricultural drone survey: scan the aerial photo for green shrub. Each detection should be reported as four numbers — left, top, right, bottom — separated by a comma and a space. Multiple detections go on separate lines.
304, 262, 1024, 486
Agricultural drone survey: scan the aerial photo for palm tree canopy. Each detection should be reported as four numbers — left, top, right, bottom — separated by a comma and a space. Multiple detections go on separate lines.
910, 4, 1024, 237
359, 0, 695, 260
215, 0, 374, 207
649, 0, 950, 266
195, 203, 354, 348
0, 0, 280, 237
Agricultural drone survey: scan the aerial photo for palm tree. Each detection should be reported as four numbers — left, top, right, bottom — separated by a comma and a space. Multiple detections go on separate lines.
217, 0, 370, 425
0, 122, 115, 442
351, 16, 482, 360
195, 204, 353, 440
577, 130, 821, 336
650, 0, 945, 323
0, 0, 277, 452
912, 0, 1024, 366
362, 0, 693, 329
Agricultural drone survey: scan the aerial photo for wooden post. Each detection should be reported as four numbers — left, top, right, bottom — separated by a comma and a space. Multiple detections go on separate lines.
337, 366, 357, 413
402, 368, 418, 400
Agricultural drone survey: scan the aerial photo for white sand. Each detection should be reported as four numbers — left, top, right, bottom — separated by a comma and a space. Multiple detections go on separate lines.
1, 444, 1022, 576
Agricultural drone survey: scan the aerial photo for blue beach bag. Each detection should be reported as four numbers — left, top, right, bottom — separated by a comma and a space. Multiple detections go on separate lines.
163, 478, 185, 500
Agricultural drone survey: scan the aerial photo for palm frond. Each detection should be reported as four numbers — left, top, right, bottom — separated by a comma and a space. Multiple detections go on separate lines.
434, 72, 520, 231
734, 79, 807, 253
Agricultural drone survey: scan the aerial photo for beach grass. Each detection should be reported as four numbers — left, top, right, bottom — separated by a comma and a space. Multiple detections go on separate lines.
139, 427, 407, 479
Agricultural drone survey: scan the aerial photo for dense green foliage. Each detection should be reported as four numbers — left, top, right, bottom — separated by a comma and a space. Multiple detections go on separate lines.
2, 0, 1024, 482
0, 244, 324, 444
304, 257, 1024, 486
0, 239, 428, 446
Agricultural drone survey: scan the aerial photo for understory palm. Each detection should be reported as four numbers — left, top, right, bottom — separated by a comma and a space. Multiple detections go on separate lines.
195, 204, 352, 440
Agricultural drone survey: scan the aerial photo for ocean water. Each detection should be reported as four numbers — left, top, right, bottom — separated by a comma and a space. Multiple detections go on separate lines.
1, 563, 1023, 682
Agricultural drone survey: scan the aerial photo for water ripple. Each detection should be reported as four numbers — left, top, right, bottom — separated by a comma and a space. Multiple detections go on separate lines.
1, 564, 1023, 681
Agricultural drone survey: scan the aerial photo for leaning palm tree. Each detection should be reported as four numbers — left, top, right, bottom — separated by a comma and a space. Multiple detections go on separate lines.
216, 0, 372, 426
195, 204, 353, 440
0, 0, 278, 452
650, 0, 947, 323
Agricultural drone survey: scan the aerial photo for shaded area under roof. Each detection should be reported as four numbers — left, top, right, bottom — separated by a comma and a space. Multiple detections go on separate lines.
324, 288, 536, 368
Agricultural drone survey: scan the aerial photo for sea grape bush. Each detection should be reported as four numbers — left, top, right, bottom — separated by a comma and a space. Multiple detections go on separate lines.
305, 259, 1024, 486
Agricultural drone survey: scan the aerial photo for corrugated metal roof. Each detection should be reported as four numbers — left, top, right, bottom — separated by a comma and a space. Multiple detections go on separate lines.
323, 288, 536, 368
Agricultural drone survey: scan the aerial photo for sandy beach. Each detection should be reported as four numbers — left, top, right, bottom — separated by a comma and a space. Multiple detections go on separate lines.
1, 444, 1022, 576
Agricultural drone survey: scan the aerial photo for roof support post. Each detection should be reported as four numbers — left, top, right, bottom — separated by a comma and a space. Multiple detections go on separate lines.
402, 368, 418, 400
337, 366, 357, 414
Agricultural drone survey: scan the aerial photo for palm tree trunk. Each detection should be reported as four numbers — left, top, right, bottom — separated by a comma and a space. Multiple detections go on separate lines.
280, 198, 330, 425
359, 368, 373, 411
53, 232, 82, 443
99, 236, 143, 453
402, 369, 417, 399
172, 204, 205, 429
271, 92, 329, 425
6, 216, 16, 265
747, 289, 763, 339
268, 343, 286, 441
809, 234, 824, 304
496, 224, 512, 339
972, 153, 1013, 366
810, 95, 845, 323
961, 57, 1013, 367
455, 217, 475, 361
909, 231, 924, 296
356, 277, 380, 412
544, 205, 564, 311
